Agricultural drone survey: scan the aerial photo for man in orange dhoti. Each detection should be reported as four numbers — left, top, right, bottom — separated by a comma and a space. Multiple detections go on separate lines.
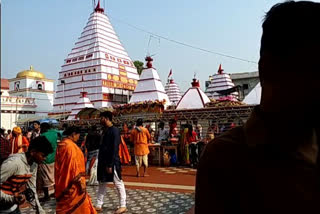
55, 126, 96, 214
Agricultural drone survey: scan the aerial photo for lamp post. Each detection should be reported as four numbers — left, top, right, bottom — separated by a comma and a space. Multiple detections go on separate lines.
61, 80, 66, 120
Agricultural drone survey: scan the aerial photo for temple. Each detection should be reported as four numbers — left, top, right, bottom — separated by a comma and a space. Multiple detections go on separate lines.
205, 64, 238, 100
53, 0, 139, 114
165, 71, 181, 105
176, 77, 210, 110
129, 56, 170, 106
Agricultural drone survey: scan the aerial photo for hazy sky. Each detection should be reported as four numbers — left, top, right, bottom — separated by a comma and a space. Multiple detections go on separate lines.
1, 0, 304, 91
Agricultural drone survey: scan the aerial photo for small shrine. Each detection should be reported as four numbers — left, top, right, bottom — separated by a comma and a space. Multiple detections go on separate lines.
129, 56, 171, 106
68, 92, 94, 120
205, 64, 238, 100
176, 77, 210, 110
165, 70, 182, 105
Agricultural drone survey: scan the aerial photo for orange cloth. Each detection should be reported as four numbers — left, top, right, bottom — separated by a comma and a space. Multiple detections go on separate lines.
119, 136, 131, 164
55, 138, 96, 214
130, 127, 150, 156
11, 135, 29, 154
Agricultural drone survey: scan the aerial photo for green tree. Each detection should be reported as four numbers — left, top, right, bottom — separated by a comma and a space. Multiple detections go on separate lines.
134, 60, 144, 75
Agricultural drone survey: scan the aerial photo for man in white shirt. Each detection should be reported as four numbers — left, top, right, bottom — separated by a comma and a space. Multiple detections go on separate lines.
0, 136, 53, 214
157, 122, 169, 143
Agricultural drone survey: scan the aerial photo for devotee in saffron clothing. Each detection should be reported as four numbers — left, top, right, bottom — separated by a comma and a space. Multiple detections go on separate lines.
119, 135, 131, 164
55, 126, 96, 214
10, 127, 29, 154
130, 118, 151, 177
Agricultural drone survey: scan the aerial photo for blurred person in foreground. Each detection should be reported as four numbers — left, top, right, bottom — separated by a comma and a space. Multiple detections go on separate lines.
55, 126, 96, 214
0, 136, 53, 214
96, 111, 127, 213
196, 1, 320, 214
37, 123, 58, 202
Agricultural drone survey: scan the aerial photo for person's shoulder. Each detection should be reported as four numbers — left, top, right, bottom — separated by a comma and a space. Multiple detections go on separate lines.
111, 126, 120, 134
142, 127, 149, 132
2, 153, 24, 167
200, 126, 248, 168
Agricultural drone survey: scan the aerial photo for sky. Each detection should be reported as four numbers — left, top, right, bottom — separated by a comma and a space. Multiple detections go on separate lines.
1, 0, 304, 92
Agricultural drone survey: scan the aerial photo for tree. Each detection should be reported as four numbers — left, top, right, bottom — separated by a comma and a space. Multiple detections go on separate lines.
133, 60, 144, 75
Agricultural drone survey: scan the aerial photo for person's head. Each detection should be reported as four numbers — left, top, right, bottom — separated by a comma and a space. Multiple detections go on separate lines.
0, 128, 5, 136
158, 121, 165, 129
27, 136, 53, 164
7, 129, 11, 135
33, 121, 40, 130
100, 111, 113, 127
40, 122, 51, 134
63, 126, 81, 143
12, 127, 22, 137
150, 129, 155, 138
206, 133, 214, 142
259, 1, 320, 122
62, 123, 68, 130
136, 118, 143, 127
122, 123, 128, 131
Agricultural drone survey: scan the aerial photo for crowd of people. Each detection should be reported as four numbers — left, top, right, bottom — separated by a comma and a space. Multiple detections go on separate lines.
0, 110, 209, 214
0, 112, 128, 214
0, 110, 217, 213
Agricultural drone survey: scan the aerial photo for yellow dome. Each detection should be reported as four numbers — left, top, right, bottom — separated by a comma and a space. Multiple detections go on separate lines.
16, 66, 45, 79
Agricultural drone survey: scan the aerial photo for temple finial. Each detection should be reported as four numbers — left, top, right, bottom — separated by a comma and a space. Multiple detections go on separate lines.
95, 0, 104, 13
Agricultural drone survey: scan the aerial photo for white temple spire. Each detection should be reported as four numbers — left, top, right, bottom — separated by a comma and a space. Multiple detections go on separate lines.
53, 3, 139, 113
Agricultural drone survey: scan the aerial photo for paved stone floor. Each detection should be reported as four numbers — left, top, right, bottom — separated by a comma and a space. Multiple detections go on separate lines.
21, 166, 196, 213
21, 186, 194, 214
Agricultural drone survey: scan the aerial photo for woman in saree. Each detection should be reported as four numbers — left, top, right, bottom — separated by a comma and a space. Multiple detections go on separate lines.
55, 126, 96, 214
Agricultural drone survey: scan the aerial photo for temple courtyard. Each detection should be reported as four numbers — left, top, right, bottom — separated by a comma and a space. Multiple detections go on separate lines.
21, 166, 196, 214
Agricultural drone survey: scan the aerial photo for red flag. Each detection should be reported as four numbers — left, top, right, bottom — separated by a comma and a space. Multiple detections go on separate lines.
168, 69, 172, 78
218, 64, 224, 74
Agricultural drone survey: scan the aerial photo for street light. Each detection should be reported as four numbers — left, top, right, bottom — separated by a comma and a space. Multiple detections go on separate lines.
61, 80, 66, 120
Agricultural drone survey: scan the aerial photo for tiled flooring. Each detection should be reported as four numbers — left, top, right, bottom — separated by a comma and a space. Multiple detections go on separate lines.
21, 187, 195, 214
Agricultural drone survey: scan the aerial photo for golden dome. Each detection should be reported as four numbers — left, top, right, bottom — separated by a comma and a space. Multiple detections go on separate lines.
16, 66, 45, 79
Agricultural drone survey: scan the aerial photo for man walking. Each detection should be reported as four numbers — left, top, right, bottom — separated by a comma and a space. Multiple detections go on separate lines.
96, 111, 127, 214
130, 118, 151, 177
31, 121, 41, 140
